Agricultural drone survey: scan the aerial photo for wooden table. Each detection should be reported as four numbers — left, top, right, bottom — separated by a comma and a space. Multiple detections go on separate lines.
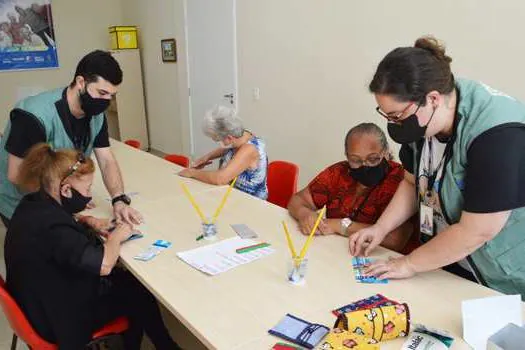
88, 140, 524, 350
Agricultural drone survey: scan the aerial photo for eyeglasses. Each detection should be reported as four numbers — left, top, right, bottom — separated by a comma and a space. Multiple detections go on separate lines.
61, 152, 86, 183
348, 153, 383, 168
375, 101, 421, 122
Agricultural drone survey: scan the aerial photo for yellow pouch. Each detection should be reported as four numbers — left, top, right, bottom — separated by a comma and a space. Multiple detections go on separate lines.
320, 328, 379, 349
334, 303, 410, 343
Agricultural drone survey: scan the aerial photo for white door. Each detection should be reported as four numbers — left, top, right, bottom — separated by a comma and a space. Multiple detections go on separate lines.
185, 0, 238, 159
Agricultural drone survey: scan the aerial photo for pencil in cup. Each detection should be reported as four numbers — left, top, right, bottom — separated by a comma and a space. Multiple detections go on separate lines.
297, 206, 326, 261
180, 183, 208, 224
282, 221, 297, 259
211, 177, 237, 224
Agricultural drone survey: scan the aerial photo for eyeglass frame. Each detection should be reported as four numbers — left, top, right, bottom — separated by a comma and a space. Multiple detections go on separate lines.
375, 100, 423, 123
347, 152, 385, 169
61, 152, 86, 183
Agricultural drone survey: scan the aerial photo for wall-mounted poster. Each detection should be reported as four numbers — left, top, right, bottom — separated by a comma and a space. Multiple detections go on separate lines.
0, 0, 58, 72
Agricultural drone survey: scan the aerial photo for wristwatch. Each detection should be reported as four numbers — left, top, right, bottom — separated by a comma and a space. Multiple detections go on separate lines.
112, 194, 131, 206
340, 218, 353, 236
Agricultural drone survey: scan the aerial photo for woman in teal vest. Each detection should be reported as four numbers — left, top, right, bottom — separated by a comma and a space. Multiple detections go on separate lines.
349, 36, 525, 298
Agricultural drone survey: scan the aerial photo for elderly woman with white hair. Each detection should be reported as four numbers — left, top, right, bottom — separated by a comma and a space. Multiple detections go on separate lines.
179, 105, 268, 199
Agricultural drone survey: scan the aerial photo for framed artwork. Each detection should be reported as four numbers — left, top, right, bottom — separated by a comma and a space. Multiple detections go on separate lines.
161, 38, 176, 62
0, 0, 59, 72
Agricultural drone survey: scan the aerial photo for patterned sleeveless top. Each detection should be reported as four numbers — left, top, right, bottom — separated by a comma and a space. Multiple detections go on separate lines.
219, 135, 268, 200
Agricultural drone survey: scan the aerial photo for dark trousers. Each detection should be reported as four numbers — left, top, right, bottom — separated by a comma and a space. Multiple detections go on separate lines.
93, 270, 180, 350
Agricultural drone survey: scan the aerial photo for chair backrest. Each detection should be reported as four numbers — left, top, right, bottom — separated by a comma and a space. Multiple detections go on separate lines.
124, 139, 141, 149
0, 276, 57, 350
267, 160, 299, 209
164, 154, 190, 168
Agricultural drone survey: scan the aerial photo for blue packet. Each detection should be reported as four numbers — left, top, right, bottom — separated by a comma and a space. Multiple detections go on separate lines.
268, 314, 329, 349
153, 239, 172, 248
352, 257, 388, 284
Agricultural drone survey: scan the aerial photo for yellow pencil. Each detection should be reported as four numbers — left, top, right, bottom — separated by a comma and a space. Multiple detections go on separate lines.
180, 183, 208, 224
298, 206, 326, 260
212, 177, 238, 224
282, 221, 297, 259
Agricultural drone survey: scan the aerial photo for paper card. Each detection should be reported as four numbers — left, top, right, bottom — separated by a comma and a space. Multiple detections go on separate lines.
462, 295, 522, 350
231, 224, 258, 239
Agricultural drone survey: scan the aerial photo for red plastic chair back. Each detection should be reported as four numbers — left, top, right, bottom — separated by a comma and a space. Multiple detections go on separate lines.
0, 276, 129, 349
164, 154, 190, 168
0, 277, 57, 350
267, 160, 299, 208
124, 139, 141, 149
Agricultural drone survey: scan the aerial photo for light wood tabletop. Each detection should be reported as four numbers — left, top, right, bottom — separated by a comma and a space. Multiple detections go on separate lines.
87, 140, 525, 350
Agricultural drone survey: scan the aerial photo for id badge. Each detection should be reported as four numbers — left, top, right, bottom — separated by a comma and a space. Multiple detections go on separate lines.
420, 203, 434, 236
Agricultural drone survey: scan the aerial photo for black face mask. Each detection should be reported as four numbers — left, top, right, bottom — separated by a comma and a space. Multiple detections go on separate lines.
79, 88, 110, 116
61, 187, 92, 214
349, 159, 389, 187
387, 107, 436, 144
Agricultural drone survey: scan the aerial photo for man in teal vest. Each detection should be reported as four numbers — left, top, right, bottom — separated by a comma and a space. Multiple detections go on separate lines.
350, 36, 525, 299
0, 50, 142, 228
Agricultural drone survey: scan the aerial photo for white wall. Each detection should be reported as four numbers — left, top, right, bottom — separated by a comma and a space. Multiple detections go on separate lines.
121, 0, 191, 155
0, 0, 123, 125
235, 0, 525, 185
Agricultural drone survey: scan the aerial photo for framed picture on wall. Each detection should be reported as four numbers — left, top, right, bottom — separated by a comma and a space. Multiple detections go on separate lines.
161, 38, 177, 62
0, 0, 59, 72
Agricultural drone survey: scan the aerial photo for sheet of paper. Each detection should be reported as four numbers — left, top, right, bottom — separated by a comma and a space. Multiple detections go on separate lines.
176, 236, 274, 276
462, 294, 522, 350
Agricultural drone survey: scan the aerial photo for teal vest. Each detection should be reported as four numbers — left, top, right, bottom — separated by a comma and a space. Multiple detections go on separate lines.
440, 79, 525, 297
0, 88, 104, 218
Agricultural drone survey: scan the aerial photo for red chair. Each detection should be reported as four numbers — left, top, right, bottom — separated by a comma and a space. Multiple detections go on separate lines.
0, 276, 129, 350
124, 139, 141, 149
267, 160, 299, 209
164, 154, 190, 168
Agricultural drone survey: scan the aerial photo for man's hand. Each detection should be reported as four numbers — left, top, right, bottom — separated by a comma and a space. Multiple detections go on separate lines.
113, 202, 143, 226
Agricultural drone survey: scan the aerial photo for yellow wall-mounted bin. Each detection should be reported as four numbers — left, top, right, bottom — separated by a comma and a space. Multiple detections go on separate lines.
109, 26, 138, 50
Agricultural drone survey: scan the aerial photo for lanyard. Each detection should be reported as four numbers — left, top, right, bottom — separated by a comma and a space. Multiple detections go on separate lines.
350, 187, 374, 221
426, 138, 446, 196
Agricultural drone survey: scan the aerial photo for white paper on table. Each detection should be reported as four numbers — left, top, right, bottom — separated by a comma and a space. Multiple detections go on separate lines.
176, 236, 275, 276
462, 294, 522, 350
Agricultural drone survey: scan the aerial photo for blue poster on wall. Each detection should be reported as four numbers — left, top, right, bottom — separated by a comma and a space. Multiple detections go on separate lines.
0, 0, 58, 72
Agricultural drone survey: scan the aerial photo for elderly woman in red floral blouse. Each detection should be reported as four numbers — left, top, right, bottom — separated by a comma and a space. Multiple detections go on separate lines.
288, 123, 414, 253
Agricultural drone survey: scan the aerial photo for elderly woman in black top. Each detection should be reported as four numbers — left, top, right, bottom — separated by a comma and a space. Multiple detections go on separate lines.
4, 143, 181, 349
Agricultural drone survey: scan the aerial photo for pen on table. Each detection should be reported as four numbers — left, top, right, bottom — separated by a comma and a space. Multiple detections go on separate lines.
236, 242, 271, 254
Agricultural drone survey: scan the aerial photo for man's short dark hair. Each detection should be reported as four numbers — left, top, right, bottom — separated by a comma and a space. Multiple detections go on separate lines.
70, 50, 123, 87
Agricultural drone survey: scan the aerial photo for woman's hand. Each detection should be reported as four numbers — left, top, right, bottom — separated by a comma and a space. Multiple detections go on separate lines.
297, 213, 334, 236
109, 222, 134, 243
363, 256, 417, 280
78, 216, 112, 235
319, 218, 340, 235
349, 224, 388, 256
178, 168, 195, 178
192, 156, 212, 169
